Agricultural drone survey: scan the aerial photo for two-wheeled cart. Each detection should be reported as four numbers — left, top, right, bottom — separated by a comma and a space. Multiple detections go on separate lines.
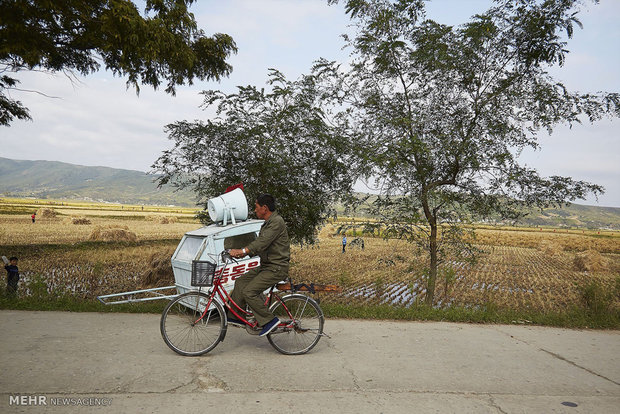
97, 219, 265, 306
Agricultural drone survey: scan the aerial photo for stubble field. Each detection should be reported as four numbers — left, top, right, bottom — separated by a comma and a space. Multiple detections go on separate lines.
1, 198, 619, 317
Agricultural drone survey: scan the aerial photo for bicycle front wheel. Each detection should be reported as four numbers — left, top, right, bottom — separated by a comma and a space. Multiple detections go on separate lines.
268, 294, 324, 355
160, 291, 226, 356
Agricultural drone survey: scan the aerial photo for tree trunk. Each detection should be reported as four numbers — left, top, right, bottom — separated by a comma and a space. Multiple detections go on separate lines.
426, 221, 438, 306
421, 187, 439, 307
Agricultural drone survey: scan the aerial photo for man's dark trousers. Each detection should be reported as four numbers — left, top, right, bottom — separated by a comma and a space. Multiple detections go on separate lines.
229, 265, 287, 326
6, 274, 18, 296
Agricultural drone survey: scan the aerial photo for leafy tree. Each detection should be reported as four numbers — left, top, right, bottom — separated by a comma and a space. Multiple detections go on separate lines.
320, 0, 619, 305
0, 0, 237, 126
152, 70, 356, 244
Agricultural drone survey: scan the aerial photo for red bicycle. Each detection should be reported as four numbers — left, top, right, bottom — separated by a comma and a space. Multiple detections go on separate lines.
160, 250, 325, 356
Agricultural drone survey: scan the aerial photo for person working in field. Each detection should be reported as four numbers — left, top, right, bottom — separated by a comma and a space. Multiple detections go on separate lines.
227, 193, 290, 337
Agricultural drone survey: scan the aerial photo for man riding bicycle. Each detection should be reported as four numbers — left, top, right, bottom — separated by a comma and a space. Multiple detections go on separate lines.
227, 193, 290, 336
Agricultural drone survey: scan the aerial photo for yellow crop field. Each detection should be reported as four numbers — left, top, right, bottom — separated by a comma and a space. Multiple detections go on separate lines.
0, 197, 200, 245
1, 198, 619, 314
290, 225, 620, 312
0, 215, 199, 245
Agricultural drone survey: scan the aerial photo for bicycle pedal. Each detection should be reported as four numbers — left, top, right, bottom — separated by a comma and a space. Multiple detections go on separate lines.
245, 324, 261, 335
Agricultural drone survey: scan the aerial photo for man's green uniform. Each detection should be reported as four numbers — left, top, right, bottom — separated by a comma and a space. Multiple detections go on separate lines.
230, 211, 290, 326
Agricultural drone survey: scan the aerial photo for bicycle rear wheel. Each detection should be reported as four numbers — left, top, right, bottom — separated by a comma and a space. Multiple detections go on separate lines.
267, 294, 324, 355
160, 291, 226, 356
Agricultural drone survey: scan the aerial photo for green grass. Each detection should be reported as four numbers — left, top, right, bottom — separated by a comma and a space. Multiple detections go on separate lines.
1, 293, 617, 329
321, 302, 620, 329
0, 294, 167, 314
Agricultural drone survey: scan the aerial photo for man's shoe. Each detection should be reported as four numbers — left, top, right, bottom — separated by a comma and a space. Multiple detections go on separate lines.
259, 317, 280, 337
227, 316, 245, 327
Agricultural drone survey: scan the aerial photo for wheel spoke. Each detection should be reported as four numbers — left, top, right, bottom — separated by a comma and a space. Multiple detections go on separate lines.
267, 294, 324, 355
161, 292, 224, 356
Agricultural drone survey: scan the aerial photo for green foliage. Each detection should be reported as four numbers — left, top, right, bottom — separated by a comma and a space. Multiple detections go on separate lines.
24, 273, 52, 300
578, 276, 620, 315
319, 0, 618, 305
0, 0, 237, 126
442, 265, 457, 298
0, 75, 30, 125
153, 70, 357, 244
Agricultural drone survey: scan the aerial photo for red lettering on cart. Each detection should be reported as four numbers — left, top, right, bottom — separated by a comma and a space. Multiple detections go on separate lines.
216, 259, 261, 284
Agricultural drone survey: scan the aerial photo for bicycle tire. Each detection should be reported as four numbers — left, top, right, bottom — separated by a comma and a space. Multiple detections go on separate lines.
267, 294, 324, 355
160, 291, 226, 356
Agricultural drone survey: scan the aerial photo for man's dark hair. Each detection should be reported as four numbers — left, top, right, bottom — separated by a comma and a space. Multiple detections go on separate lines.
9, 256, 18, 261
256, 194, 276, 212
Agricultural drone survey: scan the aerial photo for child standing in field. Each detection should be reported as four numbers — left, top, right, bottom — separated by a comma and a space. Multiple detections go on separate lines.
31, 213, 36, 223
3, 256, 19, 296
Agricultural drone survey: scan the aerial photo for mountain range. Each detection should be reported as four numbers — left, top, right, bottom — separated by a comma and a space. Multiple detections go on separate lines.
1, 157, 619, 228
0, 157, 197, 206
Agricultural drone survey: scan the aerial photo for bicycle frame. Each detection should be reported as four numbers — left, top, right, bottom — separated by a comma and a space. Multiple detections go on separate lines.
161, 251, 326, 356
191, 256, 292, 329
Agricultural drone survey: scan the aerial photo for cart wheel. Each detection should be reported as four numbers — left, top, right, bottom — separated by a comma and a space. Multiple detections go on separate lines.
160, 291, 226, 356
267, 294, 324, 355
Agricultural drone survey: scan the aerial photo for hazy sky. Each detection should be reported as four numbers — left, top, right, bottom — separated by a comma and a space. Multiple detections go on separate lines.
1, 0, 619, 207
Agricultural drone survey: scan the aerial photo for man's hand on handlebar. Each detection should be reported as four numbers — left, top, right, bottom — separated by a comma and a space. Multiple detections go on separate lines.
228, 248, 246, 259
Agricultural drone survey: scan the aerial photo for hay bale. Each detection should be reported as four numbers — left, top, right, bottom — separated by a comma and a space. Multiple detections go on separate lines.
89, 226, 137, 242
573, 250, 607, 272
140, 251, 175, 288
70, 217, 91, 225
157, 216, 178, 224
36, 208, 57, 218
103, 224, 128, 230
538, 240, 563, 256
146, 215, 177, 224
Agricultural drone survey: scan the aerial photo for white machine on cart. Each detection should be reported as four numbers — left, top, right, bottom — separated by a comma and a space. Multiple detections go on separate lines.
98, 188, 263, 305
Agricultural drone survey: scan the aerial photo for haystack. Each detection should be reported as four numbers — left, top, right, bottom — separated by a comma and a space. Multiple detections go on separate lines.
70, 216, 91, 225
101, 224, 129, 230
36, 208, 57, 218
538, 240, 563, 256
140, 250, 175, 288
146, 215, 178, 224
573, 250, 607, 272
89, 225, 137, 242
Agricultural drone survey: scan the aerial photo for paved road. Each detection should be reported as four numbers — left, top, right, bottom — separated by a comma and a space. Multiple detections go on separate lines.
0, 310, 618, 413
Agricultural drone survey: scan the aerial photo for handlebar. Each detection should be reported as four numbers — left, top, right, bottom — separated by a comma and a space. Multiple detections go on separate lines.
220, 249, 238, 264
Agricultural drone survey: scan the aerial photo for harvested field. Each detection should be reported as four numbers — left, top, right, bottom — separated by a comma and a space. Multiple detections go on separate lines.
3, 241, 179, 299
289, 224, 620, 312
2, 201, 619, 314
0, 215, 199, 245
471, 227, 619, 253
573, 250, 608, 272
36, 208, 57, 218
69, 217, 92, 225
89, 226, 138, 242
139, 248, 176, 288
